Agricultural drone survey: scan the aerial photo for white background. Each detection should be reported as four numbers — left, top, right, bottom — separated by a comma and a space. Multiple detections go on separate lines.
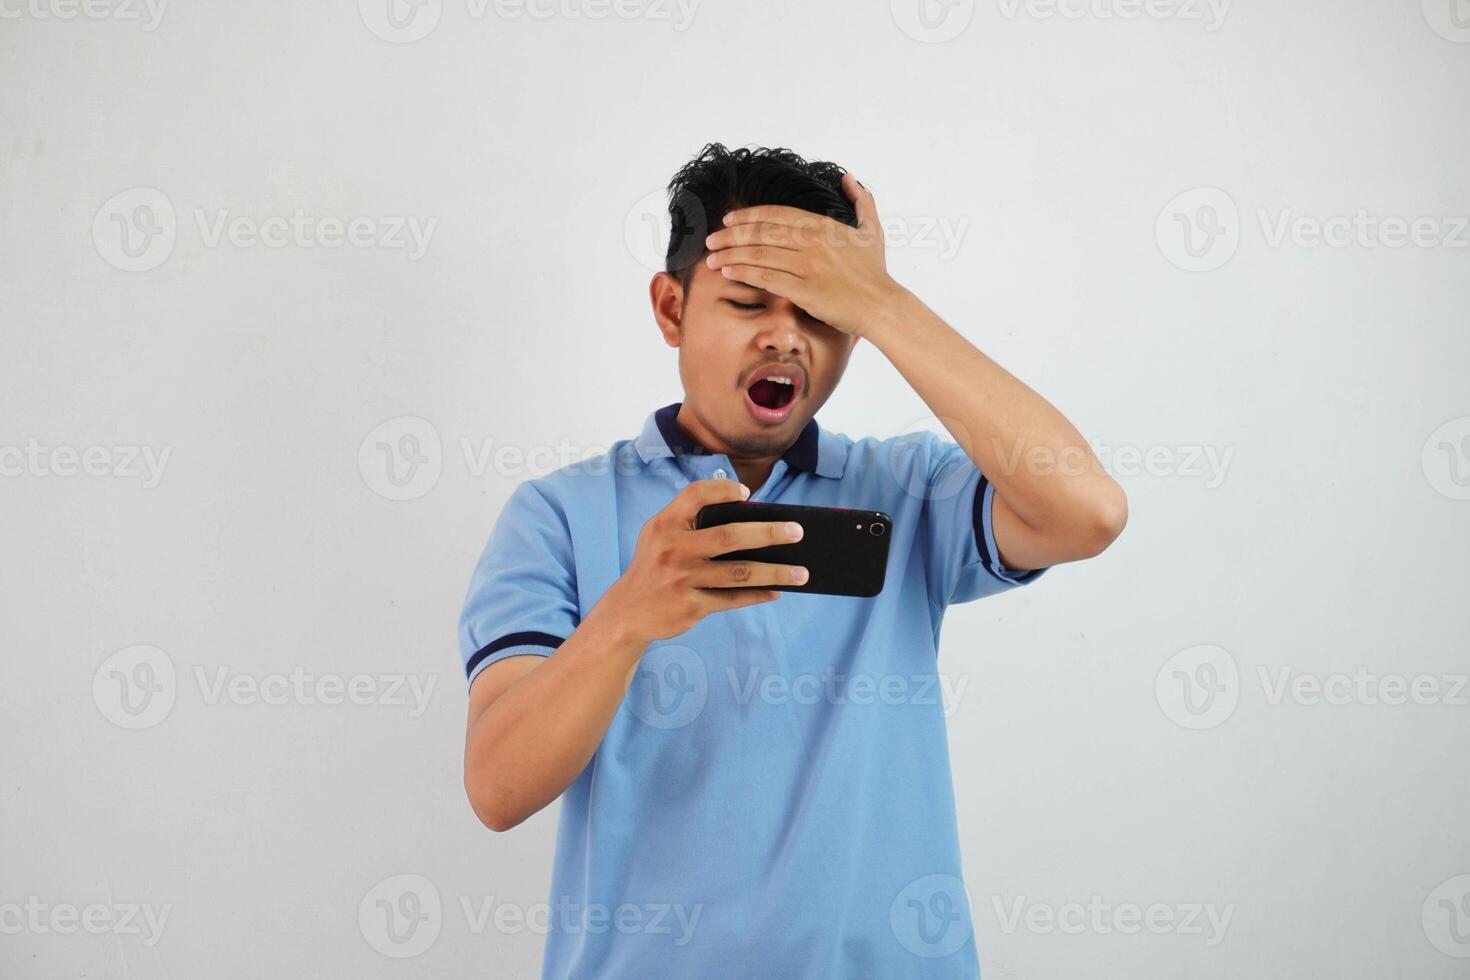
3, 0, 1469, 976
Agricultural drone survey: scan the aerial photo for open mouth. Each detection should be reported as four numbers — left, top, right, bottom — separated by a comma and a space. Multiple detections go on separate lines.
742, 365, 802, 424
747, 375, 797, 410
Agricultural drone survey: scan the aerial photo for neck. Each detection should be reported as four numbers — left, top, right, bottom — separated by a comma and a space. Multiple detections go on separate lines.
673, 403, 783, 492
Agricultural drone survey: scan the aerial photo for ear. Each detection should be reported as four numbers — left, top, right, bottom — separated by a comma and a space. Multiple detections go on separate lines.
650, 272, 685, 348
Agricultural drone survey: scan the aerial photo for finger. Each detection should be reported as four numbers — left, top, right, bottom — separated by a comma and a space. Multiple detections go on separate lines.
723, 205, 825, 231
706, 244, 805, 275
704, 222, 804, 251
669, 478, 749, 529
700, 587, 781, 612
719, 263, 804, 296
842, 172, 879, 231
689, 519, 804, 558
690, 559, 809, 590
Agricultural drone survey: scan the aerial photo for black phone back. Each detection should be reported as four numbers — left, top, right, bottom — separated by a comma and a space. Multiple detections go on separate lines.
693, 501, 892, 598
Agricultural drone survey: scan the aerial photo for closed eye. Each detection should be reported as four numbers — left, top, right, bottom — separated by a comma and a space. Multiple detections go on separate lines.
725, 300, 765, 311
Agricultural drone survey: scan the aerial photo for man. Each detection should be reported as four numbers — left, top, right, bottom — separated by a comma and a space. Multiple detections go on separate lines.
459, 143, 1127, 978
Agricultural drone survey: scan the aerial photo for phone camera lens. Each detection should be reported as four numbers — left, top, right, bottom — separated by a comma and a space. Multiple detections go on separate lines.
868, 523, 886, 537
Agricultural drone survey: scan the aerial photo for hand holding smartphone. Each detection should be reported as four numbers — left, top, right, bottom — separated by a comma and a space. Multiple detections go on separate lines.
695, 501, 891, 598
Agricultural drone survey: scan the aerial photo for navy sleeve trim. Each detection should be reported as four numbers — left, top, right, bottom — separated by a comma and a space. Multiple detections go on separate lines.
465, 630, 566, 679
972, 473, 995, 570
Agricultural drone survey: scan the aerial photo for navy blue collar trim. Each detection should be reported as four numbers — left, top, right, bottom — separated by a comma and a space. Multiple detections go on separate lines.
654, 401, 822, 474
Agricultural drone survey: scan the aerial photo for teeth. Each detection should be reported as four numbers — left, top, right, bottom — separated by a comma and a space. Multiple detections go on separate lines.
763, 375, 794, 386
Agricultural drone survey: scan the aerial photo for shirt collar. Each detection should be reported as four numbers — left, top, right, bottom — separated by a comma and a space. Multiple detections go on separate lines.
634, 401, 846, 479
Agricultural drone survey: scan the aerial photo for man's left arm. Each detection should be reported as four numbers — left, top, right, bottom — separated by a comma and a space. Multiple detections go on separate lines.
707, 173, 1127, 570
858, 288, 1127, 570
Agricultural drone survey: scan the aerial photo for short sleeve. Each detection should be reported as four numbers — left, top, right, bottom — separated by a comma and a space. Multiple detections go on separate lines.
458, 479, 581, 690
916, 432, 1047, 608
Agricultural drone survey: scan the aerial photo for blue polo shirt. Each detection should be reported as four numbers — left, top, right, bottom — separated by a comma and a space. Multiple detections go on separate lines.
459, 401, 1046, 979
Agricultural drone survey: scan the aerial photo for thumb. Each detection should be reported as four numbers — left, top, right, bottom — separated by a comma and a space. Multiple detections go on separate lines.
842, 172, 879, 230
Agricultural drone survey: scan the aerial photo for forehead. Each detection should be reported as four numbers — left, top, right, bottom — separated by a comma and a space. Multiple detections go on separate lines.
688, 259, 764, 295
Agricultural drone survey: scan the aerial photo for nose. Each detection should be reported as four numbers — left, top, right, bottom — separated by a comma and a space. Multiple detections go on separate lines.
752, 302, 808, 355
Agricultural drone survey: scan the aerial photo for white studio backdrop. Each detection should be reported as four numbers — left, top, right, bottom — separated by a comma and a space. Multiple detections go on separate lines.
2, 0, 1468, 977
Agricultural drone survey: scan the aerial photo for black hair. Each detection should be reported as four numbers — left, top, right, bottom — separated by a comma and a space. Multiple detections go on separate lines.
663, 142, 859, 289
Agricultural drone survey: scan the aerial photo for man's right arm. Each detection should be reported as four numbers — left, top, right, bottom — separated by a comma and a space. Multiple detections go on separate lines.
462, 478, 811, 832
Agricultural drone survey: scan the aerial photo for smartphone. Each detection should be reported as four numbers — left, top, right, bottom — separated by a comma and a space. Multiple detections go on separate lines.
693, 501, 892, 598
